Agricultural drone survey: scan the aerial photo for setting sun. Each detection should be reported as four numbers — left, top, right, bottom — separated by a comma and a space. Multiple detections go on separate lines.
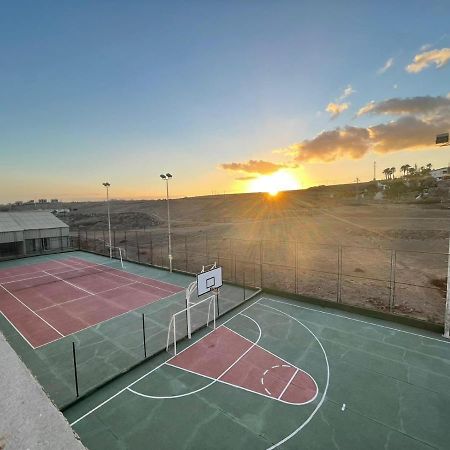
248, 171, 301, 196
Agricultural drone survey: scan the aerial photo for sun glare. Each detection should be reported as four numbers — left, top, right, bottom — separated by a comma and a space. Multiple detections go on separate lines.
248, 171, 300, 196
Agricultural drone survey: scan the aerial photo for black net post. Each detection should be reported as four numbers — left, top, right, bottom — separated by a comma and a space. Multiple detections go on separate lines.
142, 314, 147, 358
72, 342, 79, 398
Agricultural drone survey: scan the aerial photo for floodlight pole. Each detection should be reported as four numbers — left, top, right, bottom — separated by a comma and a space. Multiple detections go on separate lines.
160, 173, 173, 272
102, 182, 112, 258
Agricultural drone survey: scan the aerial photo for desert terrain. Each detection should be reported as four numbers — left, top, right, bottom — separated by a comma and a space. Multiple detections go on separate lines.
46, 183, 449, 327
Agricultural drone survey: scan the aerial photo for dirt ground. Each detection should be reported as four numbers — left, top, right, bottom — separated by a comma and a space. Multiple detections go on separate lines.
70, 192, 449, 325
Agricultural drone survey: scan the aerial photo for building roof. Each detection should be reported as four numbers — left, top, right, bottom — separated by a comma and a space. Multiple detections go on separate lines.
0, 212, 68, 233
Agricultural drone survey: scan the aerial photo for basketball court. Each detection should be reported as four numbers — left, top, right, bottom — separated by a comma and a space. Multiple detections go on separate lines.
0, 251, 255, 408
64, 294, 450, 449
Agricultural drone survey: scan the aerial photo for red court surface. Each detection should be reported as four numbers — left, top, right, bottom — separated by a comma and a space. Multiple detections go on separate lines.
0, 257, 183, 348
168, 326, 318, 405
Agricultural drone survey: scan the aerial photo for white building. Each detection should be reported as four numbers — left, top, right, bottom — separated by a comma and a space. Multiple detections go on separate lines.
430, 167, 449, 181
0, 211, 70, 258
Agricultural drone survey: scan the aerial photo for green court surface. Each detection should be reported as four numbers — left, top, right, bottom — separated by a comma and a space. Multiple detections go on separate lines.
0, 251, 253, 408
64, 295, 450, 450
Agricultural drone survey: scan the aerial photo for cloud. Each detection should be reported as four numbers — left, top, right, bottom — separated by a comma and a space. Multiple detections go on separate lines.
325, 102, 350, 119
235, 175, 257, 181
377, 57, 394, 74
288, 94, 450, 163
291, 126, 370, 162
370, 116, 447, 153
339, 84, 356, 100
420, 43, 432, 52
220, 160, 291, 175
406, 47, 450, 73
357, 95, 450, 117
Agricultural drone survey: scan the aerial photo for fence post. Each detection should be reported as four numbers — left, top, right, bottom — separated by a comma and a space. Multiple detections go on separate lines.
72, 342, 79, 398
124, 230, 128, 256
113, 230, 116, 250
142, 314, 147, 358
102, 230, 106, 254
149, 233, 153, 265
295, 241, 298, 294
389, 250, 396, 312
259, 240, 263, 288
337, 246, 342, 303
184, 235, 188, 271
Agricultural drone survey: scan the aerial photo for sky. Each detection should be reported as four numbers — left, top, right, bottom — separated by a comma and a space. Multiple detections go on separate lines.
1, 0, 450, 202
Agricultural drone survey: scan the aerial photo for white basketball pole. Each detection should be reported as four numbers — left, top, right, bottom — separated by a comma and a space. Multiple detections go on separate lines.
102, 182, 112, 259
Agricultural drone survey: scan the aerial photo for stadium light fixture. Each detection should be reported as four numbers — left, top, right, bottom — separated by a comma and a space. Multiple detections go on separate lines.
102, 182, 112, 259
160, 173, 173, 272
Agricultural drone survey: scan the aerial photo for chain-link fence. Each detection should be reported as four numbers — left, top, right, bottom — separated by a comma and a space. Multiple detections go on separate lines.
76, 228, 448, 326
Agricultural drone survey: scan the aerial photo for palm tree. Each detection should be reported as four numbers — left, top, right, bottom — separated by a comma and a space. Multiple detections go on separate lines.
404, 164, 411, 176
390, 167, 396, 179
383, 168, 390, 180
400, 165, 407, 176
426, 163, 432, 170
408, 167, 415, 176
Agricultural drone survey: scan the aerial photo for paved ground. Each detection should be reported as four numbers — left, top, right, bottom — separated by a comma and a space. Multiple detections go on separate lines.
64, 294, 450, 449
0, 331, 85, 450
0, 251, 253, 409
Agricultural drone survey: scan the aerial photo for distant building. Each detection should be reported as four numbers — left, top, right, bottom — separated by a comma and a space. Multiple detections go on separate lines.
38, 199, 48, 204
0, 211, 70, 258
431, 167, 450, 181
50, 199, 59, 203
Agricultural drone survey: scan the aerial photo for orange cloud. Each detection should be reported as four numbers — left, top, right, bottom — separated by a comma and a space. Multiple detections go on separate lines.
406, 48, 450, 73
220, 160, 292, 175
290, 94, 450, 163
357, 95, 450, 117
325, 102, 350, 119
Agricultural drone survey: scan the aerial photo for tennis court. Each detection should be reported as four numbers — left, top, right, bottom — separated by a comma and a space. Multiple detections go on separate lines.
65, 295, 450, 449
0, 256, 183, 348
0, 251, 255, 408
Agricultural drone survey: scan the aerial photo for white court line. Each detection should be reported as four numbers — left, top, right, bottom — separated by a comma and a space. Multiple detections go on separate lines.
223, 322, 318, 391
259, 302, 330, 450
54, 257, 183, 293
262, 297, 450, 345
163, 362, 314, 406
69, 298, 262, 426
0, 310, 36, 349
34, 288, 185, 350
42, 270, 95, 296
127, 313, 263, 399
128, 312, 319, 407
278, 368, 298, 400
0, 284, 64, 337
35, 281, 140, 312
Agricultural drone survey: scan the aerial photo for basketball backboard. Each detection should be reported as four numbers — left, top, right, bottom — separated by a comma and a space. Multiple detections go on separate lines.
197, 266, 223, 296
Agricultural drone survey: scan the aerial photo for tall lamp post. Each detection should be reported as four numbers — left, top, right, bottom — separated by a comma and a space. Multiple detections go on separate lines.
102, 182, 112, 258
160, 173, 173, 272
